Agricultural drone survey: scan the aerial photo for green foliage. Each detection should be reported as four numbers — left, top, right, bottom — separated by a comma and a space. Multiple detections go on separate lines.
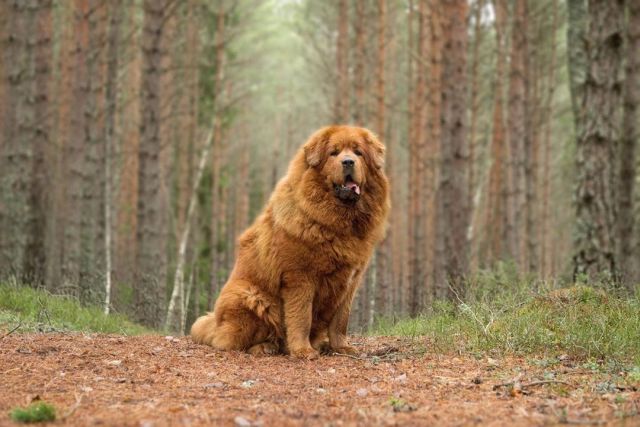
373, 277, 640, 364
0, 282, 151, 335
9, 402, 56, 423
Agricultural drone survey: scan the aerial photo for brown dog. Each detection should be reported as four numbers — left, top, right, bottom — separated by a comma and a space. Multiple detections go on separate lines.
190, 125, 390, 359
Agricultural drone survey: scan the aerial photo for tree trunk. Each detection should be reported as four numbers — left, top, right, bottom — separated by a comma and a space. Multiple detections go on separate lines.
23, 0, 53, 285
208, 6, 226, 309
467, 0, 484, 264
166, 125, 217, 333
617, 0, 640, 286
135, 0, 172, 327
427, 1, 442, 299
353, 0, 366, 125
0, 0, 52, 283
408, 0, 428, 314
435, 0, 469, 297
373, 0, 389, 319
540, 0, 560, 279
103, 0, 122, 314
334, 0, 349, 123
506, 0, 528, 270
571, 0, 624, 282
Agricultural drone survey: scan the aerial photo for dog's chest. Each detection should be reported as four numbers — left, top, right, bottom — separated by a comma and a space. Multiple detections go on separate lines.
314, 266, 356, 309
309, 233, 371, 274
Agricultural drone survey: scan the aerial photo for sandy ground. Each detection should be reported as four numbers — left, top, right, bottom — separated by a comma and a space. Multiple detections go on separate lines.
0, 333, 638, 426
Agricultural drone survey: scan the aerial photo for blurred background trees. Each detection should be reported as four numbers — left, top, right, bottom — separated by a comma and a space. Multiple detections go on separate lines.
0, 0, 637, 332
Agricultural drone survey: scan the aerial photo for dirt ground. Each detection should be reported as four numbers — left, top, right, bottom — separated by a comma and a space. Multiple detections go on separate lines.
0, 333, 638, 426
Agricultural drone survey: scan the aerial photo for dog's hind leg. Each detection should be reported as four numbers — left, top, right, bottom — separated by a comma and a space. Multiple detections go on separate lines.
204, 307, 271, 351
191, 279, 281, 354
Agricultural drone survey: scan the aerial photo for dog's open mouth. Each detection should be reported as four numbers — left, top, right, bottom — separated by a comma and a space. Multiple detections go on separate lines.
334, 175, 361, 202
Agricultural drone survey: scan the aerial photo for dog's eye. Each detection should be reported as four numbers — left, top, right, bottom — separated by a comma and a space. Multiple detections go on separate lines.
354, 149, 363, 157
330, 150, 339, 156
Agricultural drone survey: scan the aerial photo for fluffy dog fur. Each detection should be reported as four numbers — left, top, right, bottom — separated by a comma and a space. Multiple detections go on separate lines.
191, 125, 390, 359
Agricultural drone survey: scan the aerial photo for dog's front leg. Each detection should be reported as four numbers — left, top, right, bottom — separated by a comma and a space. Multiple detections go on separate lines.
328, 268, 364, 356
282, 272, 318, 360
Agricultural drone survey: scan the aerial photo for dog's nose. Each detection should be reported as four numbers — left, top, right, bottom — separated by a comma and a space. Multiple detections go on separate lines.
342, 157, 355, 168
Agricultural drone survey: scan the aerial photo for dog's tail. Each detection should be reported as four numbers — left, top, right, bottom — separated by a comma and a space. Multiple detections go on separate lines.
190, 312, 217, 345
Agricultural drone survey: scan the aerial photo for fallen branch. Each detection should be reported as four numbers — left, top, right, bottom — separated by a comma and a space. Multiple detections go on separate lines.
0, 322, 22, 340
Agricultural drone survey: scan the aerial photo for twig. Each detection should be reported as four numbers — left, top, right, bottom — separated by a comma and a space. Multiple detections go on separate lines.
559, 419, 605, 425
62, 393, 84, 419
331, 352, 366, 361
523, 380, 573, 388
494, 379, 573, 390
0, 322, 22, 340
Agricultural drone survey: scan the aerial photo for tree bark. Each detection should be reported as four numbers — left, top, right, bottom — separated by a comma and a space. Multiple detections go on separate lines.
135, 0, 172, 327
506, 0, 528, 270
540, 0, 560, 279
353, 0, 366, 125
334, 0, 349, 123
23, 0, 53, 285
435, 0, 469, 297
373, 0, 389, 319
408, 0, 428, 314
571, 0, 624, 282
617, 0, 640, 286
103, 0, 122, 314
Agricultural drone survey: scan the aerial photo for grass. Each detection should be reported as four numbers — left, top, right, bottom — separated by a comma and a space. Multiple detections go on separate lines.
0, 282, 150, 335
373, 271, 640, 365
9, 402, 56, 423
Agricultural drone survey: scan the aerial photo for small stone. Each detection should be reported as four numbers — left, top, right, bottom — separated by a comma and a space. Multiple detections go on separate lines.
356, 388, 368, 397
241, 380, 256, 388
394, 373, 407, 383
234, 416, 252, 427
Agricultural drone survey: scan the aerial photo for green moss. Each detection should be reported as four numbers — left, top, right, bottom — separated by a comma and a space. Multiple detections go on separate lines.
9, 402, 56, 423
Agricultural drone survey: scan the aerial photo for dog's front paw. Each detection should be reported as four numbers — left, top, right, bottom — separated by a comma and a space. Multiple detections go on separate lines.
314, 341, 333, 355
331, 345, 358, 356
290, 347, 320, 360
248, 342, 279, 356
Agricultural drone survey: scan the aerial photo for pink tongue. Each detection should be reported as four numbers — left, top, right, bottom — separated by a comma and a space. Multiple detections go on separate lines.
345, 182, 361, 195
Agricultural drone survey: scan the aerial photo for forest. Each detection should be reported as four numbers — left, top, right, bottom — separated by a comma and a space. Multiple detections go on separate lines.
0, 0, 638, 335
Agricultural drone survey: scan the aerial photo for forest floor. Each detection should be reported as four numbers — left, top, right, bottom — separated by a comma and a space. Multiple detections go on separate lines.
1, 333, 639, 427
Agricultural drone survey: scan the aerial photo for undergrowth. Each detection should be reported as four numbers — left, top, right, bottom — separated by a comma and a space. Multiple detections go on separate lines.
0, 281, 150, 335
9, 402, 56, 423
373, 268, 640, 364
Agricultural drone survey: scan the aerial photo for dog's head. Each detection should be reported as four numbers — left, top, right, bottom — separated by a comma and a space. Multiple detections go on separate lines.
303, 126, 386, 204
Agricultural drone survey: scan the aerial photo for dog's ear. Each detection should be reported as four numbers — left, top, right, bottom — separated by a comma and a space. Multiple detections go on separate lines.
304, 127, 334, 167
363, 130, 386, 169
